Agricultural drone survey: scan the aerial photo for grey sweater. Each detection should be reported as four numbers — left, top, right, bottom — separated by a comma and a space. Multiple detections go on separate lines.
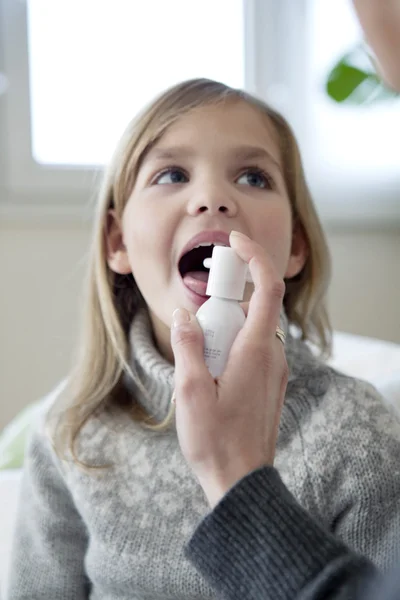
6, 311, 400, 599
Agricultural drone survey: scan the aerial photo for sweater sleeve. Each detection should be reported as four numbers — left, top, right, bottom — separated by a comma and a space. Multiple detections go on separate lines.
5, 419, 90, 599
186, 467, 392, 600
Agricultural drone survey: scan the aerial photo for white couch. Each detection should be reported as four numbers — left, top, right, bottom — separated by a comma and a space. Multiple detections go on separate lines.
1, 331, 399, 595
0, 470, 21, 597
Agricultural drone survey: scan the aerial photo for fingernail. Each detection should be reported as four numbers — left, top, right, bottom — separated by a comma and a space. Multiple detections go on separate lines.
230, 230, 249, 241
172, 308, 191, 328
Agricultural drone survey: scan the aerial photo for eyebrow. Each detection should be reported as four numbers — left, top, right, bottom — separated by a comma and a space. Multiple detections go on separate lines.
148, 145, 282, 171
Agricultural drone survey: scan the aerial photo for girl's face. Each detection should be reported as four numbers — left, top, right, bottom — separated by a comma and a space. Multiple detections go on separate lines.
107, 99, 307, 361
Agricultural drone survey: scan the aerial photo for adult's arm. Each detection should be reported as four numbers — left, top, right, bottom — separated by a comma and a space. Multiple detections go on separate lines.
187, 466, 391, 600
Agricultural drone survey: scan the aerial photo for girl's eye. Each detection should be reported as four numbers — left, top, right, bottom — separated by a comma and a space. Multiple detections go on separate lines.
236, 168, 274, 190
153, 168, 188, 185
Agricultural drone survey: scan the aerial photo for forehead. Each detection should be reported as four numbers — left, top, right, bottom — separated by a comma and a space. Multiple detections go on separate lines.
149, 98, 281, 162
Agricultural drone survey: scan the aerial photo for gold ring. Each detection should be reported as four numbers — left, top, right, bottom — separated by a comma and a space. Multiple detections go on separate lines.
275, 326, 286, 345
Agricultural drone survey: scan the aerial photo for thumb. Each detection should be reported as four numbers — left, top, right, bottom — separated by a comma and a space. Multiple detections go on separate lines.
171, 308, 210, 382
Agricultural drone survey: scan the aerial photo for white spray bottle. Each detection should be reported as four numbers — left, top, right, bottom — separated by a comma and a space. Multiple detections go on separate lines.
196, 246, 247, 378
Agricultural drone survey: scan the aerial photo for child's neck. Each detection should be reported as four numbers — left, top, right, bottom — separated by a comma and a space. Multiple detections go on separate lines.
149, 311, 175, 364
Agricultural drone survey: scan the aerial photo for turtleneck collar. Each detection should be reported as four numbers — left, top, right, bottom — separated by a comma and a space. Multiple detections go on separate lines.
127, 310, 175, 422
126, 308, 317, 423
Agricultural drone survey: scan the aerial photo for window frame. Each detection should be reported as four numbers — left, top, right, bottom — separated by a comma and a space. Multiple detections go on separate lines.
0, 0, 399, 227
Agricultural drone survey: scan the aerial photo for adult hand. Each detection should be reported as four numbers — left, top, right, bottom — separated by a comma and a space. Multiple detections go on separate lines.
171, 231, 288, 507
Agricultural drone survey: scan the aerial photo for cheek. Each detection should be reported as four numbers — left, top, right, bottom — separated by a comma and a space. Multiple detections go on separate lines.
121, 201, 176, 276
249, 203, 293, 268
124, 203, 156, 243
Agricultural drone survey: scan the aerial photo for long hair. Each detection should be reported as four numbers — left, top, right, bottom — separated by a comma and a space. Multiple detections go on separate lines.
49, 78, 331, 464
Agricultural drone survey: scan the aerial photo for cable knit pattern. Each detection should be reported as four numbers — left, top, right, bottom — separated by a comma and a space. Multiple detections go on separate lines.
6, 311, 400, 599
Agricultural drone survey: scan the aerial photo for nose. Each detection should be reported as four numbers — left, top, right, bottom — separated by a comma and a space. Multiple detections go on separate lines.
186, 183, 238, 217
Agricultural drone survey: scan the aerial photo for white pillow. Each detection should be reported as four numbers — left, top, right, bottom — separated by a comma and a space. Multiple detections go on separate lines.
328, 331, 400, 414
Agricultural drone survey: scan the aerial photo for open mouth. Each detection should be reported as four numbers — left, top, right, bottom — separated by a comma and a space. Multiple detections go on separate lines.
178, 242, 228, 297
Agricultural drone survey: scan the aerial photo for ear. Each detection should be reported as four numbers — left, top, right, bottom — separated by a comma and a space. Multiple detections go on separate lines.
284, 221, 308, 279
105, 210, 132, 274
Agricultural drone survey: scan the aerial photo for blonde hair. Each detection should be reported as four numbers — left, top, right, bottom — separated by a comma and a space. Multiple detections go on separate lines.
50, 78, 331, 463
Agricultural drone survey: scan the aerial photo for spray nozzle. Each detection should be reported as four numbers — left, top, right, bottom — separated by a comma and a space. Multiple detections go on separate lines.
203, 257, 253, 283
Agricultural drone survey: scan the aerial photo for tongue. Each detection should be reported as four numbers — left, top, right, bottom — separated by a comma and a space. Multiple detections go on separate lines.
183, 271, 209, 296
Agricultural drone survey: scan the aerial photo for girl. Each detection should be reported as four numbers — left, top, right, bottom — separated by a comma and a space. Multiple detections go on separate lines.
7, 78, 400, 600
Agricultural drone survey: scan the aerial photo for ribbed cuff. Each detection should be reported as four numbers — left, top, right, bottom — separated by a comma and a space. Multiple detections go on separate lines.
186, 466, 367, 600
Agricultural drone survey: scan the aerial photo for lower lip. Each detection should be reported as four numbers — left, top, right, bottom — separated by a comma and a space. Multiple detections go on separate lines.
181, 278, 210, 308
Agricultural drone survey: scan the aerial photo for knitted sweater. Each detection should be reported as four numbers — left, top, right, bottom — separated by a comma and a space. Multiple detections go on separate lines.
187, 466, 385, 600
6, 311, 400, 599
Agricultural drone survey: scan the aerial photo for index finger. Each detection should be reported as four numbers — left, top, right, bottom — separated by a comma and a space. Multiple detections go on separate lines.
229, 231, 285, 342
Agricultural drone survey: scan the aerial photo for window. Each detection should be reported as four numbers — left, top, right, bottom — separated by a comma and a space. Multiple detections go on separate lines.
27, 0, 244, 166
0, 0, 247, 217
308, 0, 400, 174
303, 0, 400, 224
1, 0, 399, 225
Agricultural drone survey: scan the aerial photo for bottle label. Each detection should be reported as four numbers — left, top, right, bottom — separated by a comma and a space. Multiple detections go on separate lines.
196, 301, 245, 379
202, 325, 238, 378
204, 329, 221, 361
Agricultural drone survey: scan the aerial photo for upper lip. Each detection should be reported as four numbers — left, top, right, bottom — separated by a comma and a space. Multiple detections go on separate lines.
178, 230, 231, 264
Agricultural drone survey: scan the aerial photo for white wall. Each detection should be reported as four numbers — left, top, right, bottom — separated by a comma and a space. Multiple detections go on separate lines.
0, 223, 88, 430
0, 222, 399, 430
327, 231, 400, 342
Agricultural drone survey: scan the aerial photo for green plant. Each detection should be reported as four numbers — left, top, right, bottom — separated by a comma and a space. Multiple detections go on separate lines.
325, 45, 399, 105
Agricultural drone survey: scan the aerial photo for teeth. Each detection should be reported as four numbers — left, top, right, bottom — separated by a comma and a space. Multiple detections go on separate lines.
193, 242, 228, 249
